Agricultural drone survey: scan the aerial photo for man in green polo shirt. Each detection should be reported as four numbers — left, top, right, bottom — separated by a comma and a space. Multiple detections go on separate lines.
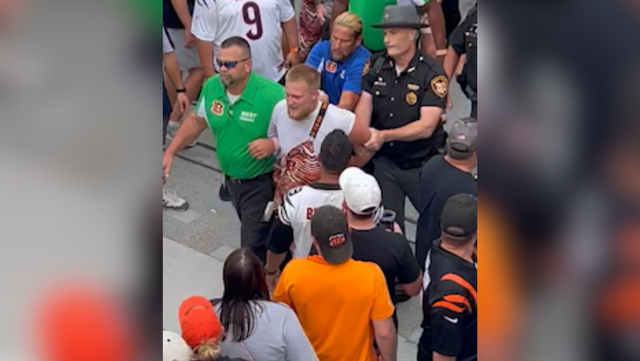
331, 0, 448, 63
163, 37, 284, 262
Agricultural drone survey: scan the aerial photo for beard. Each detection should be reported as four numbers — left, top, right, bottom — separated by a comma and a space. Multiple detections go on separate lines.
220, 74, 235, 87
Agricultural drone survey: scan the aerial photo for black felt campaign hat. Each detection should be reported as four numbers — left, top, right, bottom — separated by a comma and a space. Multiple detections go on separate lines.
371, 5, 429, 29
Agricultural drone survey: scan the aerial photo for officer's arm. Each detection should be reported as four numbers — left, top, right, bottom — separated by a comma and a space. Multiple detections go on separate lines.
380, 107, 441, 142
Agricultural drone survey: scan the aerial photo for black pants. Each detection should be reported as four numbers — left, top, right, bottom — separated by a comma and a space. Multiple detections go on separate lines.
225, 172, 274, 264
373, 156, 424, 232
471, 99, 477, 119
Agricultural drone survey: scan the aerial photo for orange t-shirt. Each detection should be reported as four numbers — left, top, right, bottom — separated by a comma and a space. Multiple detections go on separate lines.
273, 256, 394, 361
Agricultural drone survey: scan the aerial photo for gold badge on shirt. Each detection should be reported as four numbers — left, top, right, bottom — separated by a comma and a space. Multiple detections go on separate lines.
430, 75, 449, 98
211, 100, 225, 116
406, 92, 418, 105
363, 59, 370, 75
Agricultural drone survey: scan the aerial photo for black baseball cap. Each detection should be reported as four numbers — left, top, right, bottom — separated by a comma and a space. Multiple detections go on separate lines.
311, 206, 353, 265
441, 193, 478, 241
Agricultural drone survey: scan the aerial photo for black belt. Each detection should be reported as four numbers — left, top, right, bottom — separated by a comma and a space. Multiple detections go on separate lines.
395, 158, 426, 170
225, 172, 273, 185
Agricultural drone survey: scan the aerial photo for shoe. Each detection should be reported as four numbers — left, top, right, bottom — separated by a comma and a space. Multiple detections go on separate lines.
219, 183, 231, 202
163, 188, 189, 211
167, 122, 197, 148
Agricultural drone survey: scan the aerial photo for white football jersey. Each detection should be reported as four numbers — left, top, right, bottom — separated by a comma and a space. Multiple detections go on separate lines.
278, 184, 344, 259
191, 0, 294, 82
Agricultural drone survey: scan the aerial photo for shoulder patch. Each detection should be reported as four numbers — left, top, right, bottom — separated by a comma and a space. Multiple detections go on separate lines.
363, 59, 370, 75
430, 75, 449, 98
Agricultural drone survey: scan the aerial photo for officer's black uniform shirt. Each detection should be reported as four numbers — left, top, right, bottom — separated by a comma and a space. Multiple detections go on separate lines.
422, 239, 477, 360
450, 6, 478, 92
362, 50, 448, 164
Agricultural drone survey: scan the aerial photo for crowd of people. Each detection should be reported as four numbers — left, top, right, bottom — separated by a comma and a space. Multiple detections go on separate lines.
162, 0, 477, 360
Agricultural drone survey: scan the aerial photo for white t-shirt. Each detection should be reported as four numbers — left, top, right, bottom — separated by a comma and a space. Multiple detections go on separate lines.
268, 100, 356, 158
163, 27, 173, 54
191, 0, 295, 82
279, 184, 345, 259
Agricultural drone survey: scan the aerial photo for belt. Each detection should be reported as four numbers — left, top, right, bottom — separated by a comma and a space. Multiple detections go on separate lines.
225, 172, 273, 185
395, 159, 425, 170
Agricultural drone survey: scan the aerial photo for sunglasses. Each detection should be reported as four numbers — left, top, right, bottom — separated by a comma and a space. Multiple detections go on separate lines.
216, 58, 250, 69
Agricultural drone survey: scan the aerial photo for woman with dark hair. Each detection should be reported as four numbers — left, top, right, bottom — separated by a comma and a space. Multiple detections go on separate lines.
212, 248, 318, 361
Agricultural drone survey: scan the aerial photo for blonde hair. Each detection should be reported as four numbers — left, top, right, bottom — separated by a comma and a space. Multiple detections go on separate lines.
191, 340, 222, 361
285, 64, 320, 91
333, 12, 363, 37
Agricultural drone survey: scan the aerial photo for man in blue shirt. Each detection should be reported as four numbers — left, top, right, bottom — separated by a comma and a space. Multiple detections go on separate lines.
305, 12, 371, 111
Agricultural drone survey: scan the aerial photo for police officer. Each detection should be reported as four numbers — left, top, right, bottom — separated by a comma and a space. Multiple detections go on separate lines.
356, 5, 448, 230
444, 4, 477, 118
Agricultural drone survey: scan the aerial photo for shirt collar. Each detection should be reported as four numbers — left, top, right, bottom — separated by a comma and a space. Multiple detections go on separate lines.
211, 72, 259, 105
310, 183, 342, 191
382, 48, 421, 78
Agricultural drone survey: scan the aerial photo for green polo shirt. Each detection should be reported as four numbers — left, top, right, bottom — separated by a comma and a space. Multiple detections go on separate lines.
196, 73, 285, 179
350, 0, 430, 52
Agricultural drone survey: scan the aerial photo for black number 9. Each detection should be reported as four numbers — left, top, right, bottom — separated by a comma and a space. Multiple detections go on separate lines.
242, 2, 263, 40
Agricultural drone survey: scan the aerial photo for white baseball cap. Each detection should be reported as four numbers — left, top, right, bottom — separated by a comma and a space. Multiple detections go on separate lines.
163, 330, 192, 361
339, 167, 382, 215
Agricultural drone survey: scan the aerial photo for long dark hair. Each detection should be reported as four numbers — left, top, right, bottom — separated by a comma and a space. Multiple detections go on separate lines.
213, 248, 270, 343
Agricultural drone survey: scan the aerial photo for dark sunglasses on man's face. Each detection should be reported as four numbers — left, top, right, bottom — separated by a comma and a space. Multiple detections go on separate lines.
216, 58, 249, 70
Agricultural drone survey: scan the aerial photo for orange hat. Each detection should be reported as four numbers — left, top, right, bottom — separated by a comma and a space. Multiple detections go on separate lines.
179, 296, 223, 349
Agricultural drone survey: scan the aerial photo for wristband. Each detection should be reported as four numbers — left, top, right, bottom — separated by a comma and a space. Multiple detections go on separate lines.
176, 88, 187, 93
420, 27, 432, 34
436, 49, 448, 57
289, 47, 299, 53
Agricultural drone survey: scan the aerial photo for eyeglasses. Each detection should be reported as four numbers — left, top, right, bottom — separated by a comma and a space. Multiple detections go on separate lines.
216, 58, 250, 69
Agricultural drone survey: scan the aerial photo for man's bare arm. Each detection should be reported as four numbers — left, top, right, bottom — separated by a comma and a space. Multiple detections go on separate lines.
443, 46, 460, 80
354, 91, 373, 127
337, 91, 361, 111
170, 0, 192, 31
164, 52, 186, 90
331, 0, 349, 29
197, 40, 216, 79
401, 274, 423, 297
282, 18, 299, 50
381, 107, 441, 142
425, 0, 447, 64
373, 318, 397, 361
165, 114, 208, 156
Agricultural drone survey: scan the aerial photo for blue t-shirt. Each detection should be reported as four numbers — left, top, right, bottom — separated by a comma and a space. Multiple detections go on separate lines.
305, 41, 371, 106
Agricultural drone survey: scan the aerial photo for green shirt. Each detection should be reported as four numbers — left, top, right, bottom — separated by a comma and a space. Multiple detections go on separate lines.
350, 0, 430, 52
196, 73, 285, 179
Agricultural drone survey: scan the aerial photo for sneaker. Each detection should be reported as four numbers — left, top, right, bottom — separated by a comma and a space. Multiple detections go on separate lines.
167, 121, 197, 148
219, 183, 231, 202
163, 188, 189, 211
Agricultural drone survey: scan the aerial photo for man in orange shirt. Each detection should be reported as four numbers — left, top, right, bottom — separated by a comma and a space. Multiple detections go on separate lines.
273, 205, 397, 361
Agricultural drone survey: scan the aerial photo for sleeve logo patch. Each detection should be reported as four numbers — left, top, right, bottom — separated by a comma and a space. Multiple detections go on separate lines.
430, 75, 449, 98
325, 61, 338, 73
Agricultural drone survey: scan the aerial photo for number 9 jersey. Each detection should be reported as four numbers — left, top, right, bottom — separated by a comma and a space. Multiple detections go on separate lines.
191, 0, 295, 82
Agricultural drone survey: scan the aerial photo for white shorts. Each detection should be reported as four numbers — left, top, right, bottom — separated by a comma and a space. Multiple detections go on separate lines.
165, 28, 202, 71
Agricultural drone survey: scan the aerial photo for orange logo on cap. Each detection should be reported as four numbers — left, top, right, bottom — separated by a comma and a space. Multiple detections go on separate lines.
329, 234, 346, 248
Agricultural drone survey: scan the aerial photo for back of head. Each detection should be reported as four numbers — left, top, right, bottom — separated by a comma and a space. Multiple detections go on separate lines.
339, 167, 382, 217
220, 248, 269, 342
446, 117, 478, 161
191, 340, 222, 361
311, 205, 353, 265
220, 36, 252, 58
320, 130, 354, 174
441, 193, 478, 246
285, 64, 320, 91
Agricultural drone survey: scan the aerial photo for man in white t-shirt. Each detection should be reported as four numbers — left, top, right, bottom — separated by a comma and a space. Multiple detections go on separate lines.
268, 64, 375, 162
191, 0, 300, 82
264, 129, 354, 291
